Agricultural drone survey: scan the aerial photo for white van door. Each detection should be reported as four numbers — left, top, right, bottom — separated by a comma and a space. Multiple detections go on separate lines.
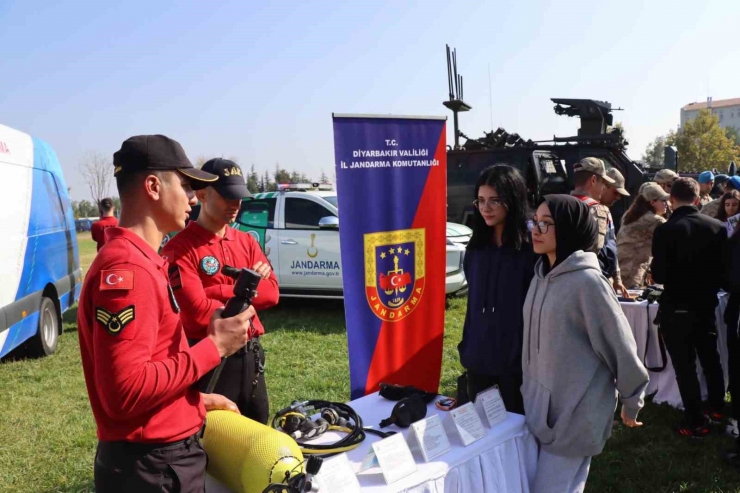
277, 196, 341, 292
233, 196, 279, 271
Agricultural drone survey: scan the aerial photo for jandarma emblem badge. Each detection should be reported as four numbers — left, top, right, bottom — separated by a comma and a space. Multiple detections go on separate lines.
200, 256, 220, 276
364, 228, 425, 322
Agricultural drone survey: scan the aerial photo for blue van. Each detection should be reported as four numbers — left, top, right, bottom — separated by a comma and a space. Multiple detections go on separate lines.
0, 124, 82, 358
75, 218, 93, 232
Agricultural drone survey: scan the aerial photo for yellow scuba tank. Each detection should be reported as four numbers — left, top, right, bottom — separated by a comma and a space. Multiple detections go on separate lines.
202, 410, 305, 493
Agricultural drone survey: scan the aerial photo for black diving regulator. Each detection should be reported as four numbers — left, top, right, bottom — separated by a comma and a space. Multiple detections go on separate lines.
271, 400, 394, 457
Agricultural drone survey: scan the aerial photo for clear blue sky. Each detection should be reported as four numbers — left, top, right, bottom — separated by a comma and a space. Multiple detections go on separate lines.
1, 0, 738, 202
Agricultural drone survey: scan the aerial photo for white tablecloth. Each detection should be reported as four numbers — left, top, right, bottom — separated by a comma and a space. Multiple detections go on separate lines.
207, 392, 538, 493
620, 294, 730, 409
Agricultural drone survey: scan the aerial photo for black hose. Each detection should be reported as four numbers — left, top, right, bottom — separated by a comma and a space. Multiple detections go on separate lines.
271, 400, 394, 457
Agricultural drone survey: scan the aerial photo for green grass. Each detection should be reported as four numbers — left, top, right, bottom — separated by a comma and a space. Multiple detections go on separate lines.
3, 234, 740, 492
76, 232, 96, 279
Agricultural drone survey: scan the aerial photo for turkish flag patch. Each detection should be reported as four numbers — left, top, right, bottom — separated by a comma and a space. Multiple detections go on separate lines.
100, 270, 135, 290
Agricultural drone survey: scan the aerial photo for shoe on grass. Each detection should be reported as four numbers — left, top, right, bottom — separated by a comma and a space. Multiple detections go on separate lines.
677, 424, 710, 438
704, 410, 725, 425
727, 418, 740, 439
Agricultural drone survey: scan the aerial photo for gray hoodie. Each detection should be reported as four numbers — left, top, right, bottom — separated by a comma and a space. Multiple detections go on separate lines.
521, 250, 649, 457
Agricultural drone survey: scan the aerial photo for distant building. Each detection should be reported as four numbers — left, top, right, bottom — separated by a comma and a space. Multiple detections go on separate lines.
681, 97, 740, 131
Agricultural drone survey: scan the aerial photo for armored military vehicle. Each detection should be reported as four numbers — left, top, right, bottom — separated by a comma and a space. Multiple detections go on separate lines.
443, 47, 646, 231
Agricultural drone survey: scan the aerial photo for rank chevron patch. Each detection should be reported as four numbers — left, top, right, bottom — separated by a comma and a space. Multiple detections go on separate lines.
96, 306, 135, 336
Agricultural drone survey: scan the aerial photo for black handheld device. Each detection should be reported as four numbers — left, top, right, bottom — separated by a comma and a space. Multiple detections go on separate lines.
220, 265, 261, 317
204, 265, 262, 394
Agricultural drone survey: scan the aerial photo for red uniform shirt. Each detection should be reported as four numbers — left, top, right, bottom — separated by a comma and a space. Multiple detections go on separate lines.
78, 227, 221, 443
161, 221, 279, 340
91, 216, 119, 251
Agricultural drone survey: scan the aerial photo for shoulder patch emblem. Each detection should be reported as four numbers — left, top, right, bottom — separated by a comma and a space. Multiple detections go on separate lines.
100, 270, 134, 290
96, 306, 135, 335
200, 256, 220, 276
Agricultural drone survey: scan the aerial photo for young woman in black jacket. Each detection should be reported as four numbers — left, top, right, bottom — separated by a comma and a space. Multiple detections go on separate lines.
457, 165, 535, 414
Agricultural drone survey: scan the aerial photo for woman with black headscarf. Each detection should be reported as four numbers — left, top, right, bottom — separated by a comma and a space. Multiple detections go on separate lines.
521, 195, 649, 493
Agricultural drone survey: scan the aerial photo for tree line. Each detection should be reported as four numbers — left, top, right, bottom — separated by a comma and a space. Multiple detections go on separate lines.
246, 163, 331, 194
73, 153, 331, 218
642, 109, 740, 173
72, 197, 121, 219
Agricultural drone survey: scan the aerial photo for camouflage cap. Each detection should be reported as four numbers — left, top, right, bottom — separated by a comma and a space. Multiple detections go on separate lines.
654, 169, 679, 184
641, 182, 670, 202
574, 157, 615, 184
606, 168, 629, 197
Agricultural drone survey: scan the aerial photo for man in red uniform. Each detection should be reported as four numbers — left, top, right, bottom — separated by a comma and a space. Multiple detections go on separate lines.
91, 198, 118, 251
78, 135, 256, 493
162, 158, 279, 424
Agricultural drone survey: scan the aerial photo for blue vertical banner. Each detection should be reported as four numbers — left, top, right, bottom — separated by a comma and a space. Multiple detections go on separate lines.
332, 114, 447, 399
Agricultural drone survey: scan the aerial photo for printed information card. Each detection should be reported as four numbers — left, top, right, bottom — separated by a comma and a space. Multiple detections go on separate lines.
371, 432, 418, 484
407, 414, 451, 462
474, 386, 509, 428
443, 402, 487, 446
316, 453, 361, 493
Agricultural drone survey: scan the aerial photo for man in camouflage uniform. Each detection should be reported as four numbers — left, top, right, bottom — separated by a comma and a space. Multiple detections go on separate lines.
701, 196, 721, 219
655, 169, 679, 194
655, 169, 679, 219
698, 171, 715, 209
601, 168, 630, 208
571, 157, 631, 298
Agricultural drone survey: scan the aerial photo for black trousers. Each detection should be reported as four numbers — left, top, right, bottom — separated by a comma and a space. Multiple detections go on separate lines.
95, 433, 206, 493
725, 294, 740, 421
196, 338, 269, 424
661, 307, 725, 427
466, 371, 525, 415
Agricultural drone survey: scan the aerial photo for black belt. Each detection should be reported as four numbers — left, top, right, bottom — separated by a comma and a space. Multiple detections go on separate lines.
98, 430, 202, 457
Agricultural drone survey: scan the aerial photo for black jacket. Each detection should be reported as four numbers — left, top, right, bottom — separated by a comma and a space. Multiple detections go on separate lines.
726, 233, 740, 294
651, 205, 727, 312
458, 241, 536, 376
724, 233, 740, 327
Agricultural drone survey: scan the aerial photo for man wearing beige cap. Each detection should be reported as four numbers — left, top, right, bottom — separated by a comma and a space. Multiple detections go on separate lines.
601, 168, 630, 208
571, 157, 631, 298
655, 169, 679, 194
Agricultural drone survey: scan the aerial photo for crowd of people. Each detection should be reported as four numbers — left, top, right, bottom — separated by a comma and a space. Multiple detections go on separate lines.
77, 136, 740, 493
458, 159, 740, 492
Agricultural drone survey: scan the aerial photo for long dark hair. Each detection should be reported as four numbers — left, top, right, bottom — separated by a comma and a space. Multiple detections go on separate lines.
622, 196, 657, 226
467, 165, 530, 250
718, 190, 740, 221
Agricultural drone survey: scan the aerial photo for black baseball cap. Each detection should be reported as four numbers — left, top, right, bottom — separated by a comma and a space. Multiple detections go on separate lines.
113, 135, 218, 184
199, 158, 252, 200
